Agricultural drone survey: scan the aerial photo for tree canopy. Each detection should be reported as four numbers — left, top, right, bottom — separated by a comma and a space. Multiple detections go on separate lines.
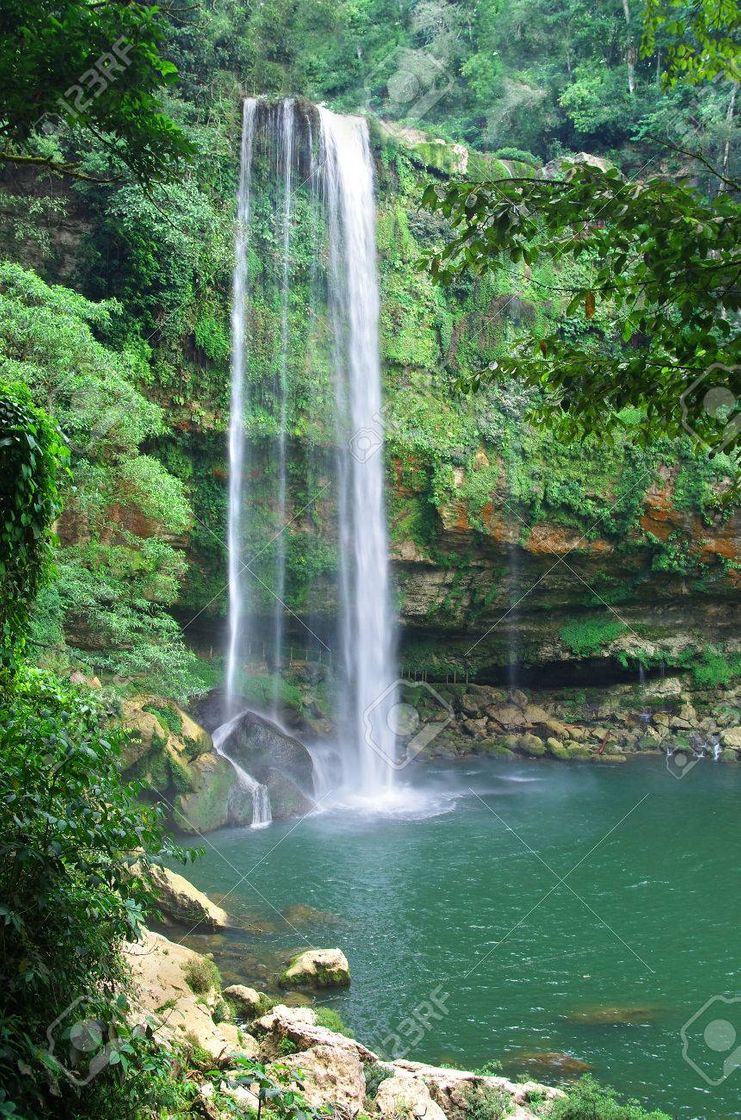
0, 0, 191, 182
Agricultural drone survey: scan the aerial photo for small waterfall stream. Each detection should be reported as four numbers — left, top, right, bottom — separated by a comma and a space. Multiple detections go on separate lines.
221, 99, 400, 811
213, 714, 272, 829
224, 97, 257, 716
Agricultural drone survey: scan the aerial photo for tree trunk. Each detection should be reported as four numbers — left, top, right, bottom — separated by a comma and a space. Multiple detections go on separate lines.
621, 0, 636, 95
720, 81, 737, 190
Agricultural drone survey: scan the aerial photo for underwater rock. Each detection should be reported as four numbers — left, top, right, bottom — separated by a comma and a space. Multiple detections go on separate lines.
506, 1051, 591, 1078
565, 1003, 658, 1026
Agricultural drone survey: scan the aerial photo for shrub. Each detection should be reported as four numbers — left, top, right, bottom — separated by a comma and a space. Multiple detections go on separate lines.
559, 618, 627, 657
544, 1076, 672, 1120
364, 1061, 393, 1099
0, 380, 68, 673
494, 147, 540, 167
463, 1082, 510, 1120
183, 956, 221, 995
691, 651, 741, 688
314, 1006, 353, 1036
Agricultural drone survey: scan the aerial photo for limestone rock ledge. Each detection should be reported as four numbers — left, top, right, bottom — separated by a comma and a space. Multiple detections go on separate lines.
124, 930, 257, 1062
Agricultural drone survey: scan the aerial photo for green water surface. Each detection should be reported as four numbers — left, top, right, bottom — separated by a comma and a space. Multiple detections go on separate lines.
176, 757, 740, 1119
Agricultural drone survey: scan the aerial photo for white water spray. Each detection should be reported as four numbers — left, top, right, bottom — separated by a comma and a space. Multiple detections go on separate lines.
221, 99, 272, 825
272, 98, 295, 712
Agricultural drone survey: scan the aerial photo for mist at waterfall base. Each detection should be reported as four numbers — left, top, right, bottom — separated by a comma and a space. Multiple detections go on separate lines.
217, 97, 405, 818
177, 756, 741, 1120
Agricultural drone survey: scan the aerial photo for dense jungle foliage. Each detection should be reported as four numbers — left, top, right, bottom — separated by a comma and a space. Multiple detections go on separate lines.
0, 3, 737, 1115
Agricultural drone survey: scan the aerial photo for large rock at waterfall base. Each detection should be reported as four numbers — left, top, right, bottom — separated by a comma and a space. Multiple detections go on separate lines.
140, 863, 229, 929
219, 708, 316, 819
279, 948, 350, 990
173, 750, 254, 834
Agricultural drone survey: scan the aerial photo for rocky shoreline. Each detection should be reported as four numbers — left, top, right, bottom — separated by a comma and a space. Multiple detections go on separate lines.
124, 923, 562, 1120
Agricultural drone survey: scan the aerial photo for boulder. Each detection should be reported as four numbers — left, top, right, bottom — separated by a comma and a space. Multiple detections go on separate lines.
460, 693, 485, 717
518, 734, 546, 757
534, 717, 570, 740
489, 705, 525, 730
141, 863, 229, 930
254, 1005, 375, 1063
720, 748, 740, 763
390, 1059, 563, 1120
720, 727, 741, 750
375, 1073, 448, 1120
173, 751, 253, 834
462, 718, 488, 738
217, 709, 316, 819
545, 738, 569, 760
276, 1045, 367, 1115
522, 704, 550, 725
223, 984, 267, 1019
279, 949, 350, 990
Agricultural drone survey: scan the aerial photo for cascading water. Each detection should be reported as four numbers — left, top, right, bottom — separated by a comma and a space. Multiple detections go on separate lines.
272, 97, 295, 714
224, 98, 257, 717
220, 97, 272, 828
222, 99, 400, 810
319, 106, 399, 793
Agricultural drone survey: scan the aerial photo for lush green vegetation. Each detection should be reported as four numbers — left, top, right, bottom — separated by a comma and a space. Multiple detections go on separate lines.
0, 666, 191, 1118
0, 0, 190, 182
544, 1075, 672, 1120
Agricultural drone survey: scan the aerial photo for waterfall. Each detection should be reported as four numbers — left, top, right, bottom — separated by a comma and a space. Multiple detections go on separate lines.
319, 107, 398, 792
272, 97, 295, 714
222, 100, 399, 808
220, 98, 272, 826
213, 715, 272, 829
225, 97, 257, 718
